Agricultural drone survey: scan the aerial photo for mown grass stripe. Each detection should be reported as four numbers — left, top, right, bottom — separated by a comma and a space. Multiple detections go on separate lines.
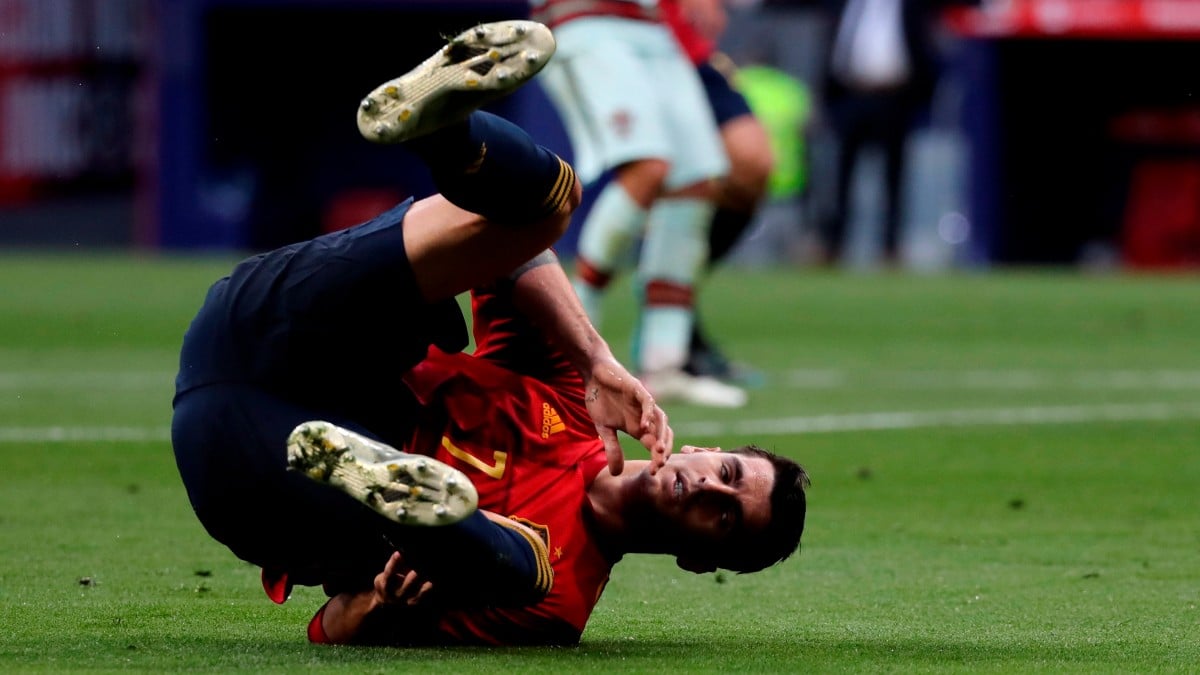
0, 426, 172, 442
6, 402, 1200, 443
676, 401, 1200, 436
781, 369, 1200, 389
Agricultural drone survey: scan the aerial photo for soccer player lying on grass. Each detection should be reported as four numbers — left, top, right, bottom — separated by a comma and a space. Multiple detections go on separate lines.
170, 21, 810, 647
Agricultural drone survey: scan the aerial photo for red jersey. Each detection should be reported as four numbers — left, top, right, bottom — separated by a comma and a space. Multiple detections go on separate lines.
397, 282, 619, 645
661, 0, 716, 65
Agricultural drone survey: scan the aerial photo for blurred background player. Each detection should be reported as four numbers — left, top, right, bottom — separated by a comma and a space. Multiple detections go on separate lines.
661, 0, 774, 384
530, 0, 748, 408
721, 60, 815, 268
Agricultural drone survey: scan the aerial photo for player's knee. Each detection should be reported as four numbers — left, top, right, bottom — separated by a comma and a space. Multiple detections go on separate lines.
725, 149, 773, 209
721, 118, 774, 208
528, 164, 581, 247
567, 172, 583, 212
668, 176, 723, 202
744, 151, 775, 194
616, 159, 671, 206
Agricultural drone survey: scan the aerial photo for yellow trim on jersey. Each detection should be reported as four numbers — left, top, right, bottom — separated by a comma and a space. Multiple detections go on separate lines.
441, 436, 508, 480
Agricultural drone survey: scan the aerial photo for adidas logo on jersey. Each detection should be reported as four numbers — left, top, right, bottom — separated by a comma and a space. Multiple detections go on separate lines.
541, 402, 565, 439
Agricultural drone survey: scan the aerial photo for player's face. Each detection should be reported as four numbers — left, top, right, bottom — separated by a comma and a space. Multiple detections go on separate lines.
649, 448, 774, 547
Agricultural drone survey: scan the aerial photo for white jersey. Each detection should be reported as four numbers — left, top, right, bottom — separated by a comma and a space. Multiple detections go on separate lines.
531, 5, 727, 186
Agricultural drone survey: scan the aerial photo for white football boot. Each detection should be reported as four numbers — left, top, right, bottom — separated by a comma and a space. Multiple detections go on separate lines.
287, 421, 478, 526
642, 369, 749, 409
356, 20, 555, 144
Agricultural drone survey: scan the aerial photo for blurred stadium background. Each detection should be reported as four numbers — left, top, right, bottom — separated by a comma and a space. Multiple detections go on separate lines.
2, 0, 1199, 670
3, 0, 1199, 268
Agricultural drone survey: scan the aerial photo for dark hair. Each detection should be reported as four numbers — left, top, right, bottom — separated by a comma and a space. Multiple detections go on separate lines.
720, 445, 810, 574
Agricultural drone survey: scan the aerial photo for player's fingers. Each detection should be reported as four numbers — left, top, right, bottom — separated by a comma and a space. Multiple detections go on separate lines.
639, 391, 658, 429
640, 400, 667, 450
376, 550, 405, 586
375, 551, 404, 596
383, 550, 403, 577
649, 443, 667, 474
599, 427, 625, 475
409, 580, 435, 606
648, 406, 671, 454
396, 569, 422, 601
645, 426, 671, 474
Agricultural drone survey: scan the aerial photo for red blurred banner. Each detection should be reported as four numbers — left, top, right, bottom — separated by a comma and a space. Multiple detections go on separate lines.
0, 0, 150, 206
947, 0, 1200, 39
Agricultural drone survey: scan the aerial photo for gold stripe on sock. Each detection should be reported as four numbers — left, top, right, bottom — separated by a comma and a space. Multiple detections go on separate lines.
539, 159, 567, 214
492, 516, 554, 597
539, 157, 576, 217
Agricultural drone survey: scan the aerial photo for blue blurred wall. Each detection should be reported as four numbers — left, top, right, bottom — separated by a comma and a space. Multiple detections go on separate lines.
155, 0, 576, 252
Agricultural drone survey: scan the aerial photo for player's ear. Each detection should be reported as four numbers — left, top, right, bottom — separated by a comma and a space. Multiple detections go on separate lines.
678, 445, 721, 454
676, 555, 717, 575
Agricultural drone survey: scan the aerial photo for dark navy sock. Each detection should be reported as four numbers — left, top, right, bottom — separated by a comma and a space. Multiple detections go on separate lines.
385, 510, 550, 607
405, 111, 574, 226
708, 206, 757, 266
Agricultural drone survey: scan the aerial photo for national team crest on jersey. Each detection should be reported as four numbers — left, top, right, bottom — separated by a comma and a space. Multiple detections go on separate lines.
541, 402, 565, 438
609, 109, 634, 139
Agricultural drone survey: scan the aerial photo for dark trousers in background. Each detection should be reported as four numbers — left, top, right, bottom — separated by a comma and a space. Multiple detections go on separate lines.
823, 89, 918, 262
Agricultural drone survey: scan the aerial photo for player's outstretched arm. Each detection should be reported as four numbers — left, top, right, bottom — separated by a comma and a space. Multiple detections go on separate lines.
311, 552, 435, 645
510, 252, 673, 474
310, 514, 553, 645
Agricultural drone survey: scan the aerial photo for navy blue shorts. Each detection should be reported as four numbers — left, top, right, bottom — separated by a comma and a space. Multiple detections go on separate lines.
698, 61, 753, 127
171, 199, 468, 587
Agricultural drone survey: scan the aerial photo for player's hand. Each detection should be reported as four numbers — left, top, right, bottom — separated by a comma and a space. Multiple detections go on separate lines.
373, 552, 434, 608
584, 356, 673, 475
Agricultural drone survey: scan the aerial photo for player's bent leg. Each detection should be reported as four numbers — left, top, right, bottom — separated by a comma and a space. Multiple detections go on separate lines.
287, 421, 551, 606
689, 114, 772, 383
353, 21, 581, 297
459, 112, 577, 222
571, 159, 668, 324
372, 508, 553, 608
709, 114, 772, 265
402, 190, 576, 303
357, 20, 573, 228
716, 113, 773, 218
636, 182, 748, 409
287, 421, 478, 527
571, 181, 648, 324
386, 114, 582, 304
404, 111, 579, 229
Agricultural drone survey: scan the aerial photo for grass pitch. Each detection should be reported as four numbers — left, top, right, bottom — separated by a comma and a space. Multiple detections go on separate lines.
1, 254, 1198, 672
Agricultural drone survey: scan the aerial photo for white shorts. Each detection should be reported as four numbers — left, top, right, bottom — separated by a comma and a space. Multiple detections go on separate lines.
537, 17, 729, 188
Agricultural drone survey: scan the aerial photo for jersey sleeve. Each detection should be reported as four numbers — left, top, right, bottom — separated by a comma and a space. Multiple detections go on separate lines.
468, 280, 584, 392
